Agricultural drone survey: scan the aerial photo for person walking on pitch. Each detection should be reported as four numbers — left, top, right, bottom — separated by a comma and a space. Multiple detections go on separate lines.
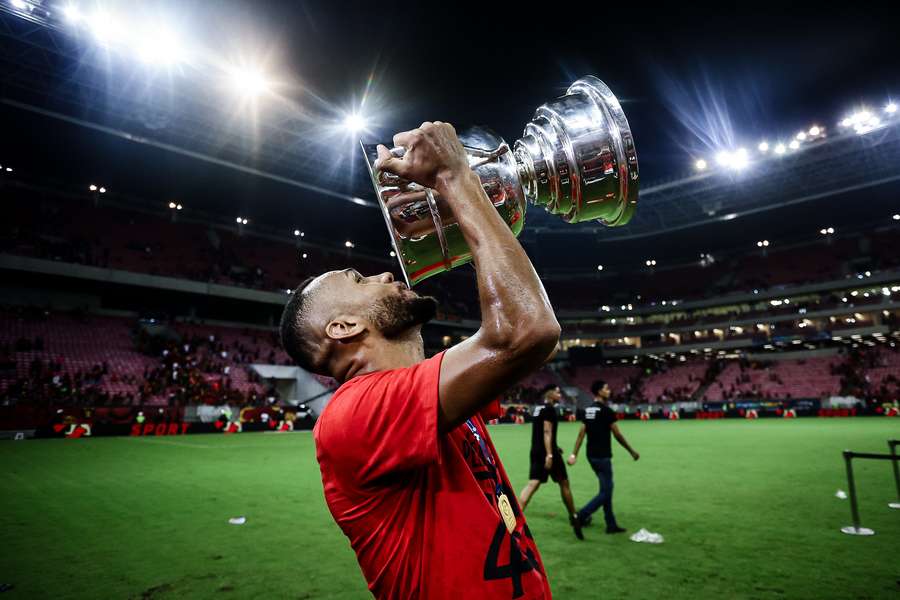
567, 380, 639, 533
519, 384, 584, 540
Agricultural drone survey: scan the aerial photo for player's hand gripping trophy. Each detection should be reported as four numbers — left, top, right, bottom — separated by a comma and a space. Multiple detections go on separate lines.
361, 76, 639, 286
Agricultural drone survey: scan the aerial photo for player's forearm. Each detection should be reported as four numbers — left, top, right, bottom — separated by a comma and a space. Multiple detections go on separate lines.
572, 430, 585, 455
543, 430, 553, 456
436, 172, 559, 355
614, 431, 635, 453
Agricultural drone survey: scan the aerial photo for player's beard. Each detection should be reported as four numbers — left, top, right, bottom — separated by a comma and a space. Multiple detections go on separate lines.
367, 292, 438, 338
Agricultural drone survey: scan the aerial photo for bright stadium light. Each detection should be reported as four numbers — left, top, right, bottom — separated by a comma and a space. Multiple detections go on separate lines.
168, 202, 176, 209
389, 250, 396, 257
135, 28, 185, 66
597, 264, 604, 271
343, 113, 367, 134
808, 126, 821, 136
88, 10, 118, 45
89, 184, 97, 191
694, 158, 707, 171
827, 227, 834, 234
345, 240, 355, 248
715, 151, 732, 167
757, 141, 769, 152
10, 0, 27, 9
789, 140, 800, 150
228, 65, 271, 97
294, 229, 304, 237
886, 102, 898, 114
62, 3, 81, 23
98, 187, 106, 193
795, 131, 807, 141
893, 213, 900, 221
5, 167, 12, 172
236, 217, 242, 223
242, 218, 248, 225
774, 142, 786, 155
732, 148, 749, 169
302, 252, 308, 259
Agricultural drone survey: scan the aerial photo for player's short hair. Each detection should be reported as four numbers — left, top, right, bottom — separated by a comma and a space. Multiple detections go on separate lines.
540, 383, 560, 398
279, 276, 320, 373
591, 379, 608, 396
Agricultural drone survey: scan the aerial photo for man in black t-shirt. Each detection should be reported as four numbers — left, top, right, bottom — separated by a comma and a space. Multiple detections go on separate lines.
519, 384, 583, 539
567, 379, 640, 533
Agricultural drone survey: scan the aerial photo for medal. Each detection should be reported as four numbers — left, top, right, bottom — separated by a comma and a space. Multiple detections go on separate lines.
465, 419, 517, 534
497, 493, 516, 534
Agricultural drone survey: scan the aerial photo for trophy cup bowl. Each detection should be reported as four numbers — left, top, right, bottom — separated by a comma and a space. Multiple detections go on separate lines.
361, 76, 639, 286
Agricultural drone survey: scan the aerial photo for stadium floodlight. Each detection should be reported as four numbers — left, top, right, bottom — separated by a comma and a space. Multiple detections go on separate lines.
227, 65, 271, 97
795, 131, 807, 141
715, 151, 732, 167
757, 141, 769, 152
894, 214, 900, 221
10, 0, 27, 9
88, 10, 118, 45
99, 187, 106, 193
135, 29, 185, 66
389, 250, 396, 257
89, 184, 97, 191
236, 217, 242, 223
808, 126, 821, 136
886, 102, 898, 114
168, 202, 176, 209
302, 253, 308, 259
5, 167, 11, 172
774, 142, 786, 155
597, 264, 604, 271
839, 117, 852, 128
62, 3, 81, 23
293, 229, 300, 236
694, 158, 707, 171
732, 148, 749, 169
827, 227, 834, 234
343, 113, 367, 134
788, 140, 800, 150
176, 204, 182, 210
242, 218, 248, 225
345, 240, 354, 248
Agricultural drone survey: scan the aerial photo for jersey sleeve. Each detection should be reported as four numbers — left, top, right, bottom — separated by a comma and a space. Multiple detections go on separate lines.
604, 408, 619, 426
316, 352, 444, 487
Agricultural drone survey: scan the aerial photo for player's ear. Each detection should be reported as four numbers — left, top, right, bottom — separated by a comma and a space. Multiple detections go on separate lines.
325, 315, 366, 342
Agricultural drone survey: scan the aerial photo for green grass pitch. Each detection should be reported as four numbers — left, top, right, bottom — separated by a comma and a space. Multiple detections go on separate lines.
1, 418, 898, 599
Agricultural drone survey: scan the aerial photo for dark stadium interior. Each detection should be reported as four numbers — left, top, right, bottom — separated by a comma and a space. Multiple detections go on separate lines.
1, 1, 899, 598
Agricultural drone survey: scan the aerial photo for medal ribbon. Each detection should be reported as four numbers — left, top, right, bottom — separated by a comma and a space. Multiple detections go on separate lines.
465, 419, 504, 498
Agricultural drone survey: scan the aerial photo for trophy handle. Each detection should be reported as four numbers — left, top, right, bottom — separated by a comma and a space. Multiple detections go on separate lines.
423, 188, 452, 270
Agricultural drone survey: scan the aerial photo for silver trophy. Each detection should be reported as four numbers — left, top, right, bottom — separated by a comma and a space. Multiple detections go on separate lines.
361, 76, 638, 286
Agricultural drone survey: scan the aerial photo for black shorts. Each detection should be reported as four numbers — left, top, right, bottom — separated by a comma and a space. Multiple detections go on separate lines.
529, 448, 568, 483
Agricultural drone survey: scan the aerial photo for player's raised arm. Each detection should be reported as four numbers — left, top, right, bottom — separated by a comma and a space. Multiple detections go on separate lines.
375, 122, 560, 433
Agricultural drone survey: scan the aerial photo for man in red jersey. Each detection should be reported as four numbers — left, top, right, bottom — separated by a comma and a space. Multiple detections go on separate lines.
280, 121, 559, 599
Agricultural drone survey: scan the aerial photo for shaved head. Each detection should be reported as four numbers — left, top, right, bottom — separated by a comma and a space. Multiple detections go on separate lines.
279, 270, 437, 377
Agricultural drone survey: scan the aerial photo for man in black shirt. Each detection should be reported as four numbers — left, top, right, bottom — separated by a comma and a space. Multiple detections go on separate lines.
567, 379, 639, 533
519, 384, 583, 539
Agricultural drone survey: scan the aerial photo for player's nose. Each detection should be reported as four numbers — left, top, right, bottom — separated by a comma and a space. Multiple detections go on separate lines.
374, 272, 394, 284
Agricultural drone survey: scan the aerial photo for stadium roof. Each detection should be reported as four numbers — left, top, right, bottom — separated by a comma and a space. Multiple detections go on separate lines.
2, 1, 899, 270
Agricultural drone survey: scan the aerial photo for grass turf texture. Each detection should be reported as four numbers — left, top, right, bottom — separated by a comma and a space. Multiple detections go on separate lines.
1, 419, 898, 599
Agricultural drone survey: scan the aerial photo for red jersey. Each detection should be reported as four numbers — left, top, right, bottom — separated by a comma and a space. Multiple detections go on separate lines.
314, 352, 551, 600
